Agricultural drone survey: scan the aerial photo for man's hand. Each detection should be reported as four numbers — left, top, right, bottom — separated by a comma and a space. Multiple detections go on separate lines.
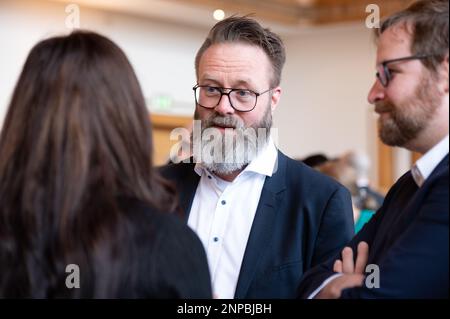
333, 241, 369, 274
316, 241, 369, 299
315, 274, 364, 299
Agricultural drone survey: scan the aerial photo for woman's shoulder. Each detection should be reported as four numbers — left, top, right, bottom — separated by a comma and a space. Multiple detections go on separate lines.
116, 196, 211, 298
117, 196, 182, 229
116, 196, 199, 247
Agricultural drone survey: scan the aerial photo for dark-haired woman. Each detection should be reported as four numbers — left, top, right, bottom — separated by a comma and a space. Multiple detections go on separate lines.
0, 31, 211, 298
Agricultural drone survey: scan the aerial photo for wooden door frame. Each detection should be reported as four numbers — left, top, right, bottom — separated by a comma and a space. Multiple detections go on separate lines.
150, 114, 193, 165
377, 140, 421, 193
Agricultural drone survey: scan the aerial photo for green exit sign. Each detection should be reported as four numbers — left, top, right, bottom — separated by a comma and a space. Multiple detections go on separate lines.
154, 96, 173, 110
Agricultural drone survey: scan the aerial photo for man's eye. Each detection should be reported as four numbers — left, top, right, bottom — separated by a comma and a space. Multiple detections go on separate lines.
205, 87, 220, 94
388, 68, 399, 75
235, 90, 251, 97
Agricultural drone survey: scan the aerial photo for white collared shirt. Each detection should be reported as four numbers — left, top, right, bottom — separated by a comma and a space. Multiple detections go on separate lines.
412, 135, 449, 187
187, 139, 278, 299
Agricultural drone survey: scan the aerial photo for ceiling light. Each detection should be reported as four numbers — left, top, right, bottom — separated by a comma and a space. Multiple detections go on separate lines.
213, 9, 225, 21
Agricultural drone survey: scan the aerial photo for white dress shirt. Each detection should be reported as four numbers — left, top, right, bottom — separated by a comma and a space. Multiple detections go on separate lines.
187, 139, 278, 299
308, 134, 449, 299
411, 135, 449, 187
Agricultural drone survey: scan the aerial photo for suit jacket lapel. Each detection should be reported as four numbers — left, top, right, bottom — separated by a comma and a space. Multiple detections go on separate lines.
370, 154, 449, 260
369, 171, 418, 259
400, 154, 449, 222
421, 154, 449, 188
234, 151, 287, 299
402, 154, 448, 217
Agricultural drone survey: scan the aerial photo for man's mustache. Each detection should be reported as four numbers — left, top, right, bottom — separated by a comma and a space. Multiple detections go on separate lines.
375, 102, 393, 114
203, 115, 245, 130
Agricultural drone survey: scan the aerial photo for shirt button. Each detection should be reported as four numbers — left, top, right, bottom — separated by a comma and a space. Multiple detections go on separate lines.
221, 200, 226, 205
213, 237, 219, 242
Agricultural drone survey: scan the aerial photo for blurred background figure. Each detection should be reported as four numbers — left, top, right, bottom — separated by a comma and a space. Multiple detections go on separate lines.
343, 151, 385, 211
301, 153, 329, 168
0, 31, 211, 298
302, 151, 384, 233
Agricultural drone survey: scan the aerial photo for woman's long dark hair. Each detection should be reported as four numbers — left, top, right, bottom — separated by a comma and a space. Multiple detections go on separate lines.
0, 31, 175, 297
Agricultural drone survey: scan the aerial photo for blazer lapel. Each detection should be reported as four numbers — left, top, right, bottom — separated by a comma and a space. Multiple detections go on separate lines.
401, 153, 449, 220
421, 154, 448, 187
371, 154, 448, 259
401, 154, 448, 218
234, 151, 287, 299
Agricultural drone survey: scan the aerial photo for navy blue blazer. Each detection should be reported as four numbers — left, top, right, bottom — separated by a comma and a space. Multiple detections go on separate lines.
298, 154, 449, 299
161, 151, 354, 299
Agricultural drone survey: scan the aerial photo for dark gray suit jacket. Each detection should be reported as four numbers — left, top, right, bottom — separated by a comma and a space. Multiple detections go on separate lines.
161, 151, 354, 298
298, 155, 449, 299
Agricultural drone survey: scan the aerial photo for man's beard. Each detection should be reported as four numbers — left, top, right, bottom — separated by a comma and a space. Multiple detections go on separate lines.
375, 72, 440, 147
193, 104, 273, 175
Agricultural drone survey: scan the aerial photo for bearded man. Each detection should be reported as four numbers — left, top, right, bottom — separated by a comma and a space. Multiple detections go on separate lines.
161, 16, 354, 299
298, 0, 449, 299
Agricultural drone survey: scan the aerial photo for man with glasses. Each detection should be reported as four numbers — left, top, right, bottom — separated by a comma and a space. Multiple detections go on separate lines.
298, 0, 449, 299
161, 16, 354, 299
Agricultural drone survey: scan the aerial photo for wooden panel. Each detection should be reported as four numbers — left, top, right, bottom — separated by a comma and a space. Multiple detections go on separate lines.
377, 138, 394, 194
151, 114, 193, 129
314, 0, 412, 24
378, 139, 423, 193
169, 0, 413, 26
151, 114, 192, 166
170, 0, 300, 25
411, 152, 421, 164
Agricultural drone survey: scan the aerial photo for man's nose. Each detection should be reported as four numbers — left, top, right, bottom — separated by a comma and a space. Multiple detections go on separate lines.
214, 93, 235, 115
368, 80, 385, 104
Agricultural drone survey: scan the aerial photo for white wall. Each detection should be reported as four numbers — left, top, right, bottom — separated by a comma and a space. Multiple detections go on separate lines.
0, 0, 207, 121
278, 24, 380, 182
0, 0, 382, 183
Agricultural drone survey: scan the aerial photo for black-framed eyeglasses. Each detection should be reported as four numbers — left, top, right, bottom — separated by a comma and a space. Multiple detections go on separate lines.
193, 84, 272, 112
376, 55, 434, 87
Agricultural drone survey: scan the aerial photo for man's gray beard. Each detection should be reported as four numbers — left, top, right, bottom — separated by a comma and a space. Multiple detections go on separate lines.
194, 105, 272, 176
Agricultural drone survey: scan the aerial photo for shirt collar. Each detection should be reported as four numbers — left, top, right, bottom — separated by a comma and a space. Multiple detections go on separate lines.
194, 162, 203, 177
244, 137, 278, 177
194, 137, 278, 179
413, 134, 449, 187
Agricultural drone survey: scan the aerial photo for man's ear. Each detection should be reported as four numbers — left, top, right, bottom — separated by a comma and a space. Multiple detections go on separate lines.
270, 86, 282, 113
